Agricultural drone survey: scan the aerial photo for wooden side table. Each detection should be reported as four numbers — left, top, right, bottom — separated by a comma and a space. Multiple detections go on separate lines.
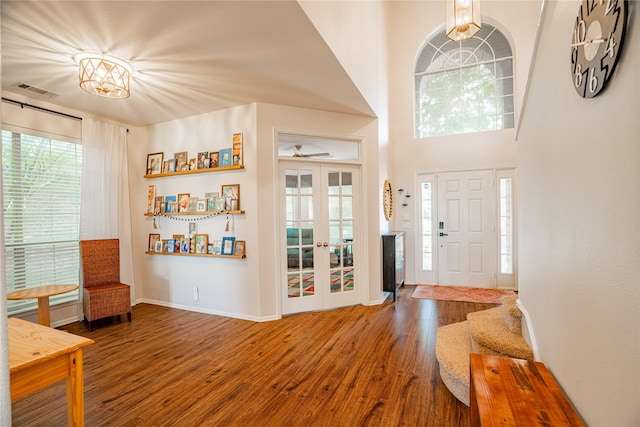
470, 353, 585, 426
9, 318, 94, 426
7, 284, 79, 326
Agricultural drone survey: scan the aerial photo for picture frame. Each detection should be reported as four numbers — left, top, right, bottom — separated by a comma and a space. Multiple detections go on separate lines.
215, 197, 226, 212
188, 197, 199, 212
154, 196, 164, 214
194, 234, 209, 254
205, 192, 219, 212
221, 236, 235, 256
162, 239, 169, 252
232, 132, 243, 166
212, 240, 222, 255
147, 152, 163, 175
219, 148, 232, 166
188, 223, 197, 239
167, 238, 176, 253
197, 151, 209, 169
178, 193, 190, 212
180, 237, 190, 253
197, 199, 206, 212
147, 185, 156, 214
209, 151, 219, 168
148, 233, 161, 252
207, 243, 214, 254
221, 184, 240, 210
234, 240, 246, 257
167, 158, 176, 173
174, 151, 188, 171
188, 158, 196, 170
165, 195, 177, 212
155, 240, 162, 252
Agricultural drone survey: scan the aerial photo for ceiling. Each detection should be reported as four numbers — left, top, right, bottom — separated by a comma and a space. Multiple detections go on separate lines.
1, 1, 375, 127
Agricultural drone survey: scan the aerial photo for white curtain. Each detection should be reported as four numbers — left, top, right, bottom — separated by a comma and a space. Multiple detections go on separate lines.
80, 119, 135, 288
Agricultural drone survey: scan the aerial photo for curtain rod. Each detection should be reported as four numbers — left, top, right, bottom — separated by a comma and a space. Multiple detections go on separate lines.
2, 97, 83, 121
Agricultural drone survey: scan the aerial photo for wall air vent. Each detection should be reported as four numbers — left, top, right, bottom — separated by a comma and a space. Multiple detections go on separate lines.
14, 82, 61, 98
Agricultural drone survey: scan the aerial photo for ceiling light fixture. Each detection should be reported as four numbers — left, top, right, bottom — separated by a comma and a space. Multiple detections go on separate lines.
78, 54, 131, 99
445, 0, 481, 41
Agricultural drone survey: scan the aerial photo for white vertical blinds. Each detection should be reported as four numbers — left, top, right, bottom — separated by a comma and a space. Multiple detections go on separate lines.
2, 129, 82, 313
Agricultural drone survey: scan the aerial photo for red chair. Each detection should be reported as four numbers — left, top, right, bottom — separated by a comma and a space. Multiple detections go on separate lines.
80, 239, 132, 330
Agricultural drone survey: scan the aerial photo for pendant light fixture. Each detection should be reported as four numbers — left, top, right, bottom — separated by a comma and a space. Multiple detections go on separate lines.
445, 0, 481, 41
78, 54, 131, 99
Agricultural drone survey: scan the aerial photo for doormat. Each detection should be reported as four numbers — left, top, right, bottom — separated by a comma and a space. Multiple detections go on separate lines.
411, 284, 515, 304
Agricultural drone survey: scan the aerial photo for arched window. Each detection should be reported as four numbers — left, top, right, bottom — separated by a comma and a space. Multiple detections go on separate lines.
415, 23, 514, 138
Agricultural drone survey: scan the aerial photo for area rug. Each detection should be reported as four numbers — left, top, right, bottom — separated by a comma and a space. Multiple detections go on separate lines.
411, 284, 515, 304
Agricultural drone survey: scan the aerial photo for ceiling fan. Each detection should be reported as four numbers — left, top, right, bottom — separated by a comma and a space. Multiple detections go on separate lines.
292, 144, 330, 158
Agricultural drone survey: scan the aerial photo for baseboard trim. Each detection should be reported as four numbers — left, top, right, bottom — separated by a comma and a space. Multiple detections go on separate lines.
516, 299, 540, 361
136, 298, 280, 322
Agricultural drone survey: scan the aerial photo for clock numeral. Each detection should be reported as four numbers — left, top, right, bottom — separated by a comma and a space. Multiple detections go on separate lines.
605, 33, 617, 58
573, 19, 586, 45
589, 67, 598, 93
574, 63, 583, 88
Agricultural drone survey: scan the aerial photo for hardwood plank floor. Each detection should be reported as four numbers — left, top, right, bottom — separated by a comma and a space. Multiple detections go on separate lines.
11, 286, 496, 426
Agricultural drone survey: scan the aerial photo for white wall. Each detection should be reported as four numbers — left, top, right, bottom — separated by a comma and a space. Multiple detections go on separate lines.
387, 1, 542, 284
131, 103, 382, 320
517, 1, 639, 425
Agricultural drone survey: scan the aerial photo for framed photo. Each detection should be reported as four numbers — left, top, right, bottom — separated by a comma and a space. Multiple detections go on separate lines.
147, 152, 163, 175
197, 151, 209, 169
162, 239, 169, 252
205, 192, 219, 212
197, 199, 206, 212
234, 240, 246, 257
167, 158, 176, 173
221, 184, 240, 210
165, 195, 177, 212
215, 197, 226, 212
188, 197, 199, 212
162, 160, 170, 174
209, 152, 219, 168
194, 234, 209, 254
180, 237, 190, 253
188, 158, 196, 170
167, 238, 176, 253
221, 236, 235, 256
174, 151, 188, 171
207, 244, 214, 254
232, 132, 243, 166
178, 193, 190, 212
147, 185, 156, 214
148, 234, 161, 252
155, 240, 162, 252
212, 240, 222, 255
188, 222, 197, 238
219, 148, 232, 166
154, 196, 163, 214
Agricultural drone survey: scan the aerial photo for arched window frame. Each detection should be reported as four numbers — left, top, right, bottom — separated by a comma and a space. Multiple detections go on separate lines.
414, 22, 515, 138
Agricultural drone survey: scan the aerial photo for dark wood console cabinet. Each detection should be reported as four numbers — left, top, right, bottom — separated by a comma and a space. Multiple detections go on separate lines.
382, 232, 405, 301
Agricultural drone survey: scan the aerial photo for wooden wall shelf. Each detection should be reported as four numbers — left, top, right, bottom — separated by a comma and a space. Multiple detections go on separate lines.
145, 251, 245, 259
144, 210, 245, 217
144, 164, 244, 179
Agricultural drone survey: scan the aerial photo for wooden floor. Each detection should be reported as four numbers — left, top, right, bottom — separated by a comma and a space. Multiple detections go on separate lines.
11, 286, 496, 426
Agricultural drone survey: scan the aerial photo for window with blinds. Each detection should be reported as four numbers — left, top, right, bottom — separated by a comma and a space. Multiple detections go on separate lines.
2, 130, 82, 314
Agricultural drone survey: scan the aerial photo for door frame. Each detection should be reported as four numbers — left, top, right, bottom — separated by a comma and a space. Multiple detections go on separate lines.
414, 168, 517, 290
276, 157, 364, 315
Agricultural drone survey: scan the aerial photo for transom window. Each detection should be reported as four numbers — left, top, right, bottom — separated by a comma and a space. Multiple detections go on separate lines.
415, 23, 515, 138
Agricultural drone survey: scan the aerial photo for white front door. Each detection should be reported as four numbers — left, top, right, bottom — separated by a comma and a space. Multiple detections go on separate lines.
437, 170, 496, 287
280, 162, 360, 315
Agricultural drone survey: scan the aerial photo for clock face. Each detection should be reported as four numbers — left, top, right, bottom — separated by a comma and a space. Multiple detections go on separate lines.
571, 0, 627, 98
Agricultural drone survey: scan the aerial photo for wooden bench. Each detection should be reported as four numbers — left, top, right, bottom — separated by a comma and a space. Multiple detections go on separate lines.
470, 353, 585, 426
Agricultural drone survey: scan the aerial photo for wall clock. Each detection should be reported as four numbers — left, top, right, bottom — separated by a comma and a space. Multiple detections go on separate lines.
570, 0, 627, 98
383, 180, 393, 221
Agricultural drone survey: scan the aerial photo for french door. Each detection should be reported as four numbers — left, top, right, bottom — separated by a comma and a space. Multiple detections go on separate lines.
279, 162, 360, 315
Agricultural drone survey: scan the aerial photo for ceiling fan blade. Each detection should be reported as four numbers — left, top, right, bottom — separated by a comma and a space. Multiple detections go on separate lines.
301, 152, 330, 157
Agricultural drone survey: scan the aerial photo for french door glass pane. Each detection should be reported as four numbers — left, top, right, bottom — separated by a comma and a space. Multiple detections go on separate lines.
500, 178, 513, 274
286, 169, 315, 298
